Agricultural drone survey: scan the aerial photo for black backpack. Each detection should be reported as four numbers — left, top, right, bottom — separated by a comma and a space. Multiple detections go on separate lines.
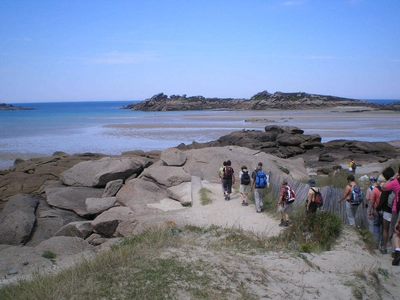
223, 166, 233, 179
241, 171, 251, 185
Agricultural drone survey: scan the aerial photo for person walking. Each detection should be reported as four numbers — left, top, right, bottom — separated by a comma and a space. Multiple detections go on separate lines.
239, 166, 251, 206
251, 162, 267, 213
222, 160, 235, 201
306, 179, 319, 215
380, 166, 400, 257
376, 167, 396, 254
218, 161, 227, 196
365, 176, 378, 233
368, 177, 383, 248
278, 179, 293, 227
349, 158, 356, 174
338, 174, 364, 228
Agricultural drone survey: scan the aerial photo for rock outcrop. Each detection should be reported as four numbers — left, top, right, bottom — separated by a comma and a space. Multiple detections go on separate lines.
122, 91, 399, 111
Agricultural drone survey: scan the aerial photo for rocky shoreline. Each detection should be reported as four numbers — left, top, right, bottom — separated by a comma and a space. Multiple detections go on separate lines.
1, 125, 399, 287
122, 91, 400, 111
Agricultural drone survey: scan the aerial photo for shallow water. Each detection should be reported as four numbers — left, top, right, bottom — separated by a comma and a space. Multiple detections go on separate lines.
1, 101, 399, 170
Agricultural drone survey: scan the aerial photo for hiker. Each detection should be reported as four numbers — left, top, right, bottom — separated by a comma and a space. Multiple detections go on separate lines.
392, 218, 400, 266
239, 165, 251, 206
380, 166, 400, 257
349, 158, 356, 174
251, 162, 268, 213
368, 176, 383, 248
365, 176, 378, 233
222, 160, 235, 201
376, 167, 396, 254
338, 174, 364, 228
278, 179, 293, 227
306, 179, 319, 215
218, 161, 227, 195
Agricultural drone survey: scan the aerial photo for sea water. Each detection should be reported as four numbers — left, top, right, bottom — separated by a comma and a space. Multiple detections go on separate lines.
1, 100, 399, 170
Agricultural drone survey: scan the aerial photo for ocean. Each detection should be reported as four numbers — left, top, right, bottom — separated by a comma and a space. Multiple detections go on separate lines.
1, 99, 399, 170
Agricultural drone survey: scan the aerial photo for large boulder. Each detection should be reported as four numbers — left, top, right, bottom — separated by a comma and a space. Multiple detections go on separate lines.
45, 186, 103, 217
85, 197, 117, 215
160, 148, 187, 166
55, 221, 93, 239
91, 207, 136, 237
60, 157, 152, 188
0, 152, 106, 211
141, 165, 191, 188
102, 179, 124, 198
26, 199, 85, 247
35, 236, 96, 258
166, 182, 192, 206
0, 194, 40, 245
116, 178, 168, 212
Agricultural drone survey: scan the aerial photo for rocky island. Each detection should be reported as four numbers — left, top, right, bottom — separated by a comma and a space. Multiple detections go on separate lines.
0, 103, 33, 111
121, 91, 400, 111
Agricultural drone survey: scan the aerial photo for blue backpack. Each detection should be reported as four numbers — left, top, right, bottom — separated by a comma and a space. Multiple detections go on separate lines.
255, 171, 267, 188
349, 184, 364, 205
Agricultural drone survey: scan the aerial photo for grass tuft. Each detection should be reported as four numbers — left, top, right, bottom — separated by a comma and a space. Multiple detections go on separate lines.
199, 187, 213, 205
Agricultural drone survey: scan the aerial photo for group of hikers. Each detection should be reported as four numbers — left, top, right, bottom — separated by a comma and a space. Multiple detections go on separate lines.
218, 161, 294, 227
338, 165, 400, 266
218, 159, 400, 266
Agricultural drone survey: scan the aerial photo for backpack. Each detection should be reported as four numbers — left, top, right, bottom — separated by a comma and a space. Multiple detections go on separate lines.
387, 190, 396, 209
223, 166, 233, 179
311, 187, 324, 207
285, 185, 296, 204
387, 178, 400, 210
349, 184, 364, 205
241, 170, 251, 185
254, 171, 267, 188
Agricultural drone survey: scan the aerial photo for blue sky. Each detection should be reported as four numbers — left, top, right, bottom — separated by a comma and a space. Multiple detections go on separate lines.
1, 0, 399, 103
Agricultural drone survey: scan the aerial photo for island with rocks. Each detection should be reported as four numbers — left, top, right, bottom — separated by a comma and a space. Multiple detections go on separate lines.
122, 90, 400, 111
0, 103, 34, 111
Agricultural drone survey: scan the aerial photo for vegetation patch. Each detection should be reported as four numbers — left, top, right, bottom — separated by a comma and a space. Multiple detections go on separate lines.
199, 187, 212, 205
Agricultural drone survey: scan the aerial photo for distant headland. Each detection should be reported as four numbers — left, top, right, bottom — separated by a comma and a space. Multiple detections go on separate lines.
121, 91, 400, 111
0, 103, 34, 111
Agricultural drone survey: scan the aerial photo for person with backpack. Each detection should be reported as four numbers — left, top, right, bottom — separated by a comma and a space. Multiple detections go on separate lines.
376, 167, 396, 254
365, 176, 378, 233
380, 166, 400, 257
349, 158, 356, 174
367, 177, 383, 248
218, 161, 227, 196
222, 160, 235, 201
251, 162, 268, 213
278, 179, 294, 227
306, 179, 320, 215
239, 165, 251, 206
338, 174, 364, 228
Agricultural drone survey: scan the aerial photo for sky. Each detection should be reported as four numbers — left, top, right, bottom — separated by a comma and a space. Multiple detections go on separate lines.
0, 0, 399, 103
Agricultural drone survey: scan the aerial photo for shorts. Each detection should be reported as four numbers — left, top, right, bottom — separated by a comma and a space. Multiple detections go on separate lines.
277, 203, 293, 214
239, 184, 251, 194
383, 211, 392, 222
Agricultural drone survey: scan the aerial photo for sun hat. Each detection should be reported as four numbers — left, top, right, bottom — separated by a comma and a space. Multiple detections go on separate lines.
307, 179, 316, 187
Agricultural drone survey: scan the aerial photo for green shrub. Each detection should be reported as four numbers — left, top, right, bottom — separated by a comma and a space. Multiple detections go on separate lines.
270, 211, 342, 252
42, 251, 56, 260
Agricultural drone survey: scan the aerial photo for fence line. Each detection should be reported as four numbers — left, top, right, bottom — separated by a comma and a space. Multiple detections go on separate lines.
269, 174, 368, 228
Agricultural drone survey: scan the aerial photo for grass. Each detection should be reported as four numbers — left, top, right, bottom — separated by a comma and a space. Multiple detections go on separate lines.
1, 221, 395, 299
198, 187, 212, 205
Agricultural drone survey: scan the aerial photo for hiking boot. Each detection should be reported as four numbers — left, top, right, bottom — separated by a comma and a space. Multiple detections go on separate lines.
227, 196, 230, 201
279, 219, 285, 227
284, 221, 290, 227
392, 251, 400, 266
245, 203, 248, 206
380, 248, 387, 254
392, 252, 396, 259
